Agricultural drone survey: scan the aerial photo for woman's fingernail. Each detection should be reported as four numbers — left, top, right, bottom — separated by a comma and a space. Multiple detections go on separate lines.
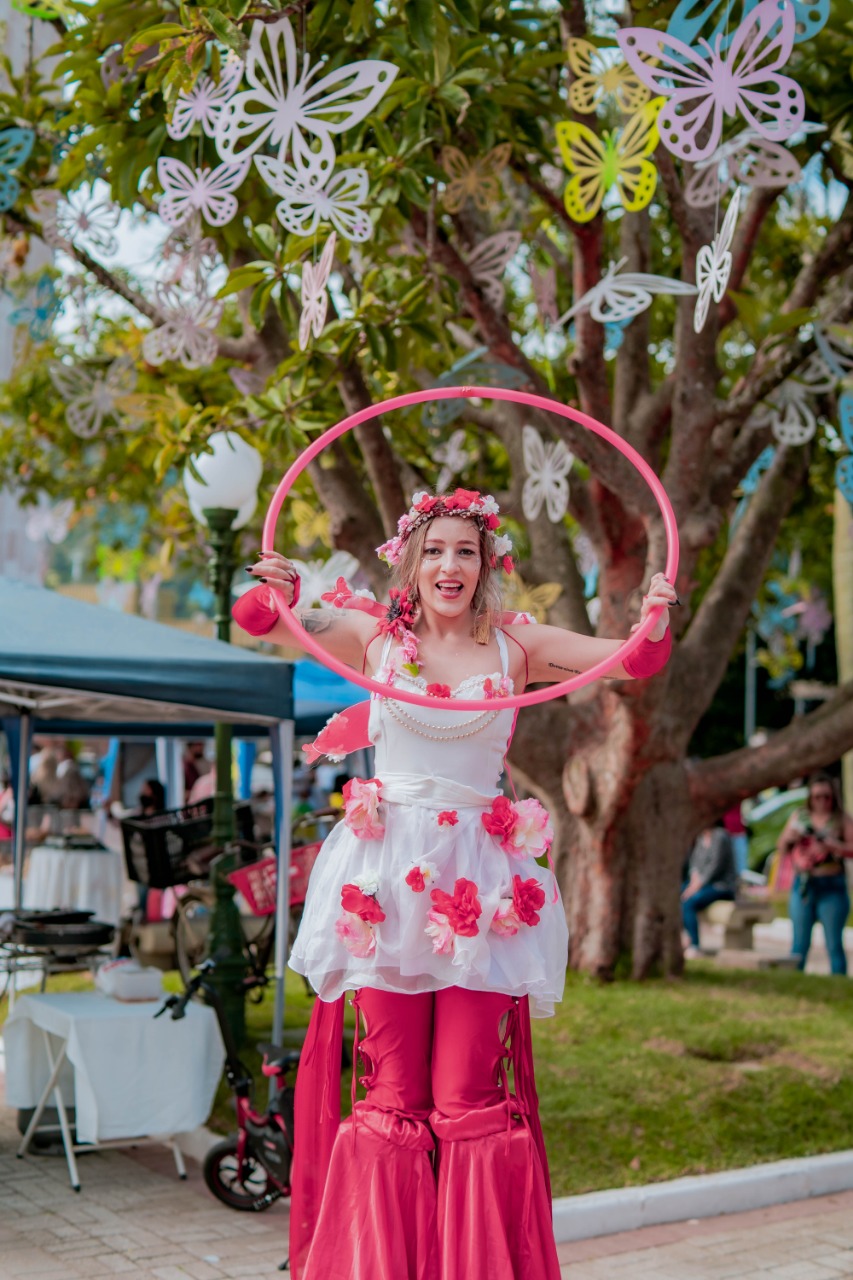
258, 577, 268, 583
244, 566, 255, 573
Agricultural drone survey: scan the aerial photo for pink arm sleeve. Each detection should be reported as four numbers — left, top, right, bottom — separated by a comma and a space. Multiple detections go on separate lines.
622, 628, 672, 679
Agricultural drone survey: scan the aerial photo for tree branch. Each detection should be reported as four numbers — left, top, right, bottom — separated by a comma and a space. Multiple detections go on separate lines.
717, 187, 778, 329
688, 680, 853, 827
335, 362, 407, 538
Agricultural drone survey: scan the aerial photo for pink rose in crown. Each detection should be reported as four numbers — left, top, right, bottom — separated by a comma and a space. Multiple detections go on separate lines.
340, 883, 386, 924
335, 912, 377, 958
490, 898, 521, 936
430, 878, 482, 937
481, 795, 517, 845
342, 777, 385, 840
512, 874, 545, 926
437, 810, 458, 827
425, 908, 455, 955
444, 488, 480, 511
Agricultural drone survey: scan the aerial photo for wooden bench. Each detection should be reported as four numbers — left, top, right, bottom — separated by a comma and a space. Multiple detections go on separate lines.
701, 898, 776, 949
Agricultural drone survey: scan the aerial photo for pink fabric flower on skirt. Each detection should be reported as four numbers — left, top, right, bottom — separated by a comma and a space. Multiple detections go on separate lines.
340, 883, 386, 924
425, 908, 455, 955
481, 795, 517, 846
342, 777, 385, 839
506, 799, 554, 859
512, 874, 546, 927
437, 810, 458, 827
490, 898, 521, 936
405, 862, 436, 893
335, 912, 377, 958
430, 878, 482, 937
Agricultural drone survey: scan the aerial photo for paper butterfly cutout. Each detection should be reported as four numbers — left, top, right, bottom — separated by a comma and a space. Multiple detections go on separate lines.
573, 532, 599, 597
46, 188, 121, 258
167, 56, 244, 141
24, 499, 74, 546
100, 46, 132, 90
214, 16, 398, 181
299, 232, 336, 351
836, 456, 853, 508
142, 285, 224, 369
694, 186, 740, 333
556, 258, 697, 328
228, 367, 266, 397
814, 325, 853, 382
839, 392, 853, 454
740, 445, 775, 494
685, 127, 801, 207
291, 497, 331, 549
567, 38, 653, 116
48, 357, 137, 439
465, 231, 522, 310
556, 97, 663, 223
255, 157, 372, 242
434, 429, 470, 492
420, 347, 528, 430
439, 143, 511, 213
529, 262, 558, 325
162, 218, 220, 285
522, 424, 573, 523
0, 128, 35, 213
8, 274, 59, 342
504, 571, 563, 624
289, 551, 361, 607
667, 0, 828, 52
157, 157, 249, 228
617, 0, 805, 164
751, 352, 834, 446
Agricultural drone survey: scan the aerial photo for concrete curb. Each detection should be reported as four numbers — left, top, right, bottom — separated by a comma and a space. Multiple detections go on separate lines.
550, 1149, 853, 1242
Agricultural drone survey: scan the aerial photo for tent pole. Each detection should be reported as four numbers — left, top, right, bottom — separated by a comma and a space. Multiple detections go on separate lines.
13, 711, 31, 911
270, 719, 294, 1079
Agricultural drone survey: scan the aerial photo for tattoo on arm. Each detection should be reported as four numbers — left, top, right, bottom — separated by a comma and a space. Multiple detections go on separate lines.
295, 608, 335, 635
548, 662, 581, 675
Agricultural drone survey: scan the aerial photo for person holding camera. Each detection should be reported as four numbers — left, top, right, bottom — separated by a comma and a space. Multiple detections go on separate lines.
778, 773, 853, 975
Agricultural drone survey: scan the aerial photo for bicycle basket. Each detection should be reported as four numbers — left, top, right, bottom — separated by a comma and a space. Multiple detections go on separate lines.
289, 842, 322, 908
121, 801, 255, 889
228, 857, 277, 916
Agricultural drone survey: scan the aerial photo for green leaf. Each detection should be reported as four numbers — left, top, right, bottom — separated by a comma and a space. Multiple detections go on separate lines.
217, 267, 270, 298
443, 0, 480, 30
404, 0, 435, 54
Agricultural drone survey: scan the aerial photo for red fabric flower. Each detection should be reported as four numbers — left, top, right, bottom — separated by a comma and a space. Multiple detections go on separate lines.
340, 883, 386, 923
430, 878, 482, 937
444, 488, 481, 511
378, 587, 416, 638
512, 875, 545, 927
405, 866, 426, 893
502, 555, 514, 574
481, 795, 517, 843
437, 810, 458, 827
484, 513, 500, 530
414, 494, 443, 515
426, 683, 451, 698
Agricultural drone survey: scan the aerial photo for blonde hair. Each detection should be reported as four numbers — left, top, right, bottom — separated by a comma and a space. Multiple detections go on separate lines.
392, 515, 503, 644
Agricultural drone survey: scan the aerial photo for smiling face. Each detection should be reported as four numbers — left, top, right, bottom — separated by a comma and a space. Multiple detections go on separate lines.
416, 515, 482, 620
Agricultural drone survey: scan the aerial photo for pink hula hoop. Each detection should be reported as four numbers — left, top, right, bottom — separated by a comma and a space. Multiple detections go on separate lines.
262, 386, 679, 712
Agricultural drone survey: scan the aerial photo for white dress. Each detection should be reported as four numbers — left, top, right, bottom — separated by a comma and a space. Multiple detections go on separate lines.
289, 631, 568, 1017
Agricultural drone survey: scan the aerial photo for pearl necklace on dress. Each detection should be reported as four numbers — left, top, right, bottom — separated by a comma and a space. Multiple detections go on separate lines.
383, 697, 499, 741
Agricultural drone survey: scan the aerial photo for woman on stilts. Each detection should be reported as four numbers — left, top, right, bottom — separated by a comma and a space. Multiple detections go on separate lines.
235, 488, 675, 1280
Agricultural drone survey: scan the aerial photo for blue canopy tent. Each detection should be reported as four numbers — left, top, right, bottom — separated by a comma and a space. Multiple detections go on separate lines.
0, 577, 367, 1043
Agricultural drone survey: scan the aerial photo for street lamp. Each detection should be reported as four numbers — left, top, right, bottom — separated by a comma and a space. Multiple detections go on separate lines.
184, 431, 263, 1044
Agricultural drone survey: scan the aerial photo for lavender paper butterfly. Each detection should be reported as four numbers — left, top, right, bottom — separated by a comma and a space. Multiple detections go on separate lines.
617, 0, 805, 164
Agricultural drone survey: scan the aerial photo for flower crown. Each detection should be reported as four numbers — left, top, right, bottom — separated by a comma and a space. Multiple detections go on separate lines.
376, 488, 514, 574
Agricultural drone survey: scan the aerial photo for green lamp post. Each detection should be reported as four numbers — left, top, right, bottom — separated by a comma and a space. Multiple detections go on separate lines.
184, 431, 263, 1045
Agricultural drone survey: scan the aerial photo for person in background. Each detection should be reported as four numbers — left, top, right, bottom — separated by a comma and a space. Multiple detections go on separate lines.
723, 801, 749, 875
778, 772, 853, 975
182, 741, 208, 795
138, 779, 166, 815
0, 770, 14, 842
681, 823, 739, 959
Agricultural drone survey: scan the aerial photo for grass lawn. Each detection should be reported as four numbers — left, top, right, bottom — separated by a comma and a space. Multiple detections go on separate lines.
4, 964, 853, 1198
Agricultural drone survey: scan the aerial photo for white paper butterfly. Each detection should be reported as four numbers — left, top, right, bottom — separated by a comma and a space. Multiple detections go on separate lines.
49, 357, 137, 439
434, 429, 471, 491
34, 187, 120, 258
522, 424, 573, 522
288, 550, 361, 607
254, 157, 372, 242
465, 231, 522, 310
298, 232, 336, 351
167, 56, 244, 141
556, 258, 698, 328
751, 351, 835, 445
694, 187, 740, 334
24, 499, 74, 545
685, 129, 796, 208
142, 286, 224, 369
157, 157, 249, 228
214, 16, 398, 181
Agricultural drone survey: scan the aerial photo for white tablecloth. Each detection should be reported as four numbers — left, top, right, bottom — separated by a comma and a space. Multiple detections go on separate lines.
3, 991, 225, 1143
24, 845, 127, 925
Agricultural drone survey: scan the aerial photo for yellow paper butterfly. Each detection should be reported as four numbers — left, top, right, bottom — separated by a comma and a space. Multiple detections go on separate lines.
291, 498, 330, 549
555, 97, 663, 224
567, 38, 652, 116
504, 572, 563, 624
439, 143, 512, 214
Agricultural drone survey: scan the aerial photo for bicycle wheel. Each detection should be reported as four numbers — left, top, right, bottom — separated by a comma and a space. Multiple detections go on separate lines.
203, 1137, 281, 1211
174, 892, 212, 987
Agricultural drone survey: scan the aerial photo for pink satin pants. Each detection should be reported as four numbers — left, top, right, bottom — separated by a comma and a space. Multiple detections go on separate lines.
300, 987, 562, 1280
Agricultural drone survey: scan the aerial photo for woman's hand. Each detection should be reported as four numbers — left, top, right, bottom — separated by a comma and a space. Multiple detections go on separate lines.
635, 572, 678, 642
246, 549, 300, 607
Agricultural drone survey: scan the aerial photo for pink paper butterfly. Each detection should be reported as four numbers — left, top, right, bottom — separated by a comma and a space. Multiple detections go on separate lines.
299, 232, 336, 351
157, 157, 249, 228
617, 0, 805, 163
